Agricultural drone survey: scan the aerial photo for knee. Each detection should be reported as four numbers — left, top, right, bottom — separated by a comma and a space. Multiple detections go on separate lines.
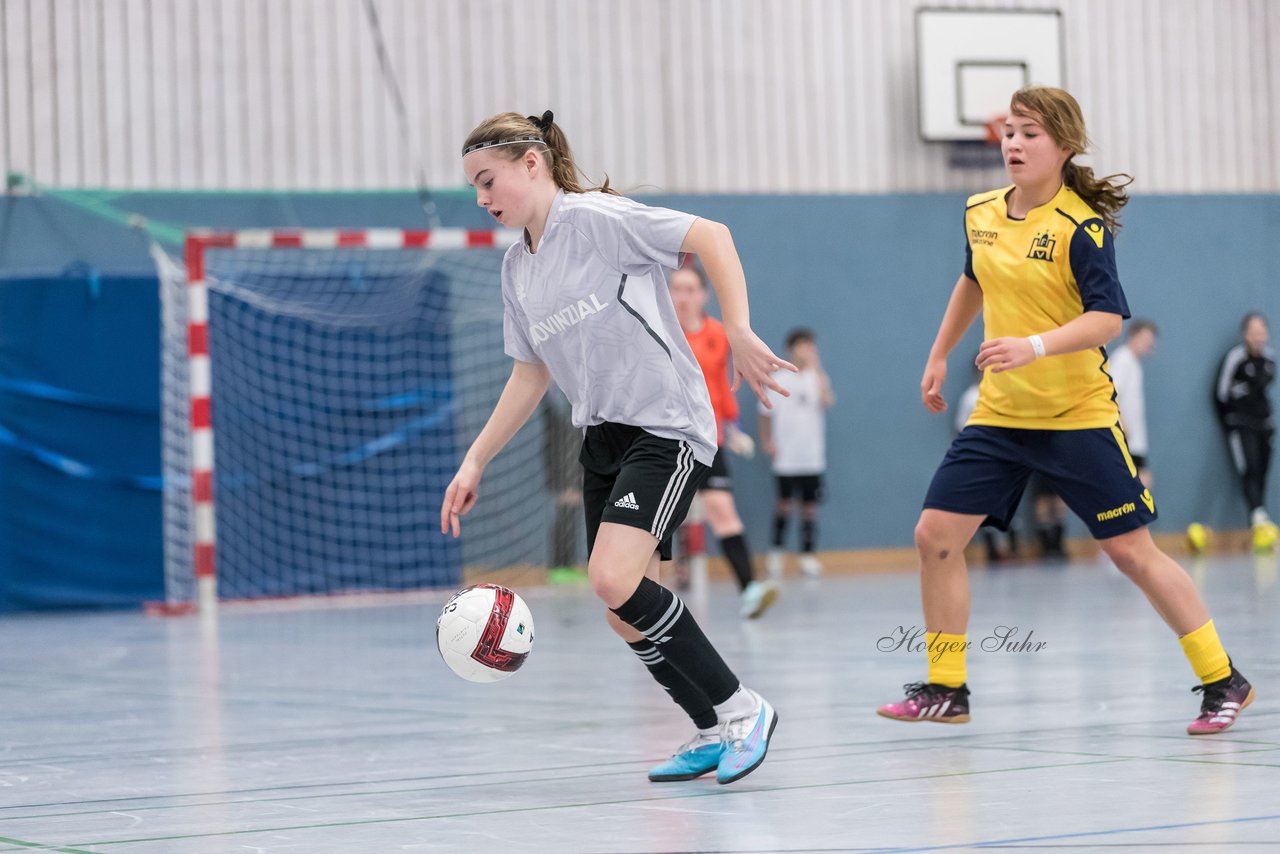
706, 503, 742, 536
1099, 535, 1148, 578
913, 516, 944, 553
914, 515, 963, 561
775, 499, 792, 515
587, 561, 624, 605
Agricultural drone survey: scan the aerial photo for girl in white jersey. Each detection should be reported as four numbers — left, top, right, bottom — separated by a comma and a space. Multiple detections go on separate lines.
441, 111, 792, 784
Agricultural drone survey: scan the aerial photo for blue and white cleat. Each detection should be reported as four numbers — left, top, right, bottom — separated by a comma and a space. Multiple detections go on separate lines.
716, 691, 778, 784
739, 580, 779, 619
648, 732, 723, 782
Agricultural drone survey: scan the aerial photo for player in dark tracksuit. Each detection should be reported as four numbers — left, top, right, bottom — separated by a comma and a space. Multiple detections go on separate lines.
1214, 312, 1277, 550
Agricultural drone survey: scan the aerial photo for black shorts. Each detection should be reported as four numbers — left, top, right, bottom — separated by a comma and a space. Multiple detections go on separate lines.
580, 422, 709, 561
776, 474, 824, 503
924, 425, 1157, 539
701, 449, 733, 491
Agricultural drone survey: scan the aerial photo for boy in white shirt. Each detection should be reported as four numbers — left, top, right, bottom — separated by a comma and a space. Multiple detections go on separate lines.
759, 328, 835, 577
1109, 319, 1158, 485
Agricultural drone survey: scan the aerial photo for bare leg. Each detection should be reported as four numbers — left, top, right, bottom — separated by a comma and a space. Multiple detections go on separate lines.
604, 547, 661, 642
702, 489, 744, 538
915, 509, 986, 633
1098, 527, 1210, 635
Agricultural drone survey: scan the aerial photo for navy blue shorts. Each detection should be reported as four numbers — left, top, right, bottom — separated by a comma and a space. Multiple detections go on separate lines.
924, 425, 1157, 540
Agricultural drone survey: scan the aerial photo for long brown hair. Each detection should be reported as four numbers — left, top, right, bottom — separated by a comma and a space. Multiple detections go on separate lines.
462, 111, 618, 195
1010, 86, 1132, 233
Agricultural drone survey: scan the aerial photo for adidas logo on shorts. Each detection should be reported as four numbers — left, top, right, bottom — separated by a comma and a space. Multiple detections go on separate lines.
614, 491, 640, 510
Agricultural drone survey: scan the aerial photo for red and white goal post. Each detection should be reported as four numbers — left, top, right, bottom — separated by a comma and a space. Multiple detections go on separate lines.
156, 227, 578, 615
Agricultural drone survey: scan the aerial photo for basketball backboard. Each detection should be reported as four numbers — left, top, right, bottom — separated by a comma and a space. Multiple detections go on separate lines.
916, 8, 1064, 142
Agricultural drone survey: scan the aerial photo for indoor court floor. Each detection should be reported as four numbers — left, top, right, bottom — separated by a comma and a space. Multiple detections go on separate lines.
1, 552, 1276, 852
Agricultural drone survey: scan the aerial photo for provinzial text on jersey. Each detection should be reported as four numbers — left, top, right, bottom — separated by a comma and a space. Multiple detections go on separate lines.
529, 294, 610, 344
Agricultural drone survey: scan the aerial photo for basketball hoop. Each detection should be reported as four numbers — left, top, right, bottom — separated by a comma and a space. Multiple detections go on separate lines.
983, 113, 1008, 146
947, 114, 1007, 170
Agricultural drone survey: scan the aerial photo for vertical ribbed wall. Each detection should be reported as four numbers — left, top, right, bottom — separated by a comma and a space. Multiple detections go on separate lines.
3, 0, 1277, 192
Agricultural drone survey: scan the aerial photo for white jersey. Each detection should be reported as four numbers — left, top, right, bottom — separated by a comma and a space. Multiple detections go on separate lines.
500, 190, 717, 466
760, 368, 827, 475
1109, 344, 1147, 455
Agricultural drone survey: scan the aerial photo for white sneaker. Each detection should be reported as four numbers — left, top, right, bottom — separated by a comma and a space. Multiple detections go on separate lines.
765, 550, 784, 582
739, 580, 778, 619
799, 554, 823, 577
716, 690, 778, 784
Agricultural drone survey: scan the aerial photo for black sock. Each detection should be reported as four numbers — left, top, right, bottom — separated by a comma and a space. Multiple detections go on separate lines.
772, 514, 787, 548
612, 577, 739, 705
627, 640, 717, 729
719, 533, 754, 591
1049, 524, 1065, 554
801, 519, 817, 554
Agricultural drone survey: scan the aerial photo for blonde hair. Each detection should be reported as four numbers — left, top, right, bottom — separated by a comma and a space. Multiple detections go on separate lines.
462, 111, 618, 195
1009, 86, 1132, 234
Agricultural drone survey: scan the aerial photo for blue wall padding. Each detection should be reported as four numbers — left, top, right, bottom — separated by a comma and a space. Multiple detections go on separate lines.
0, 273, 163, 610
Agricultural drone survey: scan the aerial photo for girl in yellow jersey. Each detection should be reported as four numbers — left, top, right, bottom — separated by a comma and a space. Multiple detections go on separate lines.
876, 87, 1254, 735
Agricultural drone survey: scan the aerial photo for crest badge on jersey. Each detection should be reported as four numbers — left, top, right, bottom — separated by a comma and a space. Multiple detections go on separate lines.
1026, 230, 1057, 262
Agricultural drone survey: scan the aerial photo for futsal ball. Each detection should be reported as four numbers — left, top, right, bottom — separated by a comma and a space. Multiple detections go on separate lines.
1186, 522, 1209, 555
1254, 522, 1279, 554
436, 584, 534, 683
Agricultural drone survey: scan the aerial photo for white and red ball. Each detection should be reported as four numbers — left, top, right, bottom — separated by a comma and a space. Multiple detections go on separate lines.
436, 584, 534, 682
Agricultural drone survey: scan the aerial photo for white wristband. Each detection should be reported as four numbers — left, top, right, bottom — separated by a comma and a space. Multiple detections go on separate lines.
1028, 334, 1046, 360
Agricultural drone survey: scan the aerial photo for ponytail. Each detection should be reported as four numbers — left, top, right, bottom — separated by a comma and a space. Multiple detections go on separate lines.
1062, 161, 1132, 235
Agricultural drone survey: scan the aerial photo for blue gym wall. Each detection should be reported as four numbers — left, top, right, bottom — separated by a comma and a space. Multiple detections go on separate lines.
1, 191, 1276, 610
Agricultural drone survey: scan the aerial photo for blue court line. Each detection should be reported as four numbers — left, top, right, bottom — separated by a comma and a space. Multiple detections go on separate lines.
869, 812, 1280, 852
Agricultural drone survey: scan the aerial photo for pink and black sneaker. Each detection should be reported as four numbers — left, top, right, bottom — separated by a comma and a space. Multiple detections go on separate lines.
1187, 666, 1255, 735
877, 681, 971, 723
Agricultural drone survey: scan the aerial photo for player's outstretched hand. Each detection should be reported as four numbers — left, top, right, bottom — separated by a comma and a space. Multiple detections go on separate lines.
976, 337, 1036, 374
921, 356, 948, 413
441, 459, 483, 537
726, 325, 798, 408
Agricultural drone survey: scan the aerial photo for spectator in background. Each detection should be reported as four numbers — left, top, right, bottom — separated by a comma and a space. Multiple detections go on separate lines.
759, 328, 835, 578
1110, 319, 1158, 486
1215, 312, 1277, 552
1029, 476, 1069, 559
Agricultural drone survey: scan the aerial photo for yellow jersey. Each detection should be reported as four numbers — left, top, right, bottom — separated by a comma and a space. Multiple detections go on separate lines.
963, 183, 1130, 430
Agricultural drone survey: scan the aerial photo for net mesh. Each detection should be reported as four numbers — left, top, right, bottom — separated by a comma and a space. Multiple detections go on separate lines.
157, 239, 582, 605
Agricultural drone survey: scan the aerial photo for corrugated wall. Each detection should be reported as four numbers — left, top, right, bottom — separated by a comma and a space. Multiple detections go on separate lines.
3, 0, 1277, 193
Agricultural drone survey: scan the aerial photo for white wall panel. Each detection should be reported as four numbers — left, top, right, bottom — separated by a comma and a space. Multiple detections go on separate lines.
3, 0, 1277, 193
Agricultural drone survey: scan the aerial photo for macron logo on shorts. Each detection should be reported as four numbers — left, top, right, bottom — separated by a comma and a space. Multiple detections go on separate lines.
614, 492, 640, 510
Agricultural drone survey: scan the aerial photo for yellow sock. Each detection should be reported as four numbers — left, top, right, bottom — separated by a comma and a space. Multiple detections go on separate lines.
1179, 620, 1231, 684
926, 631, 968, 687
